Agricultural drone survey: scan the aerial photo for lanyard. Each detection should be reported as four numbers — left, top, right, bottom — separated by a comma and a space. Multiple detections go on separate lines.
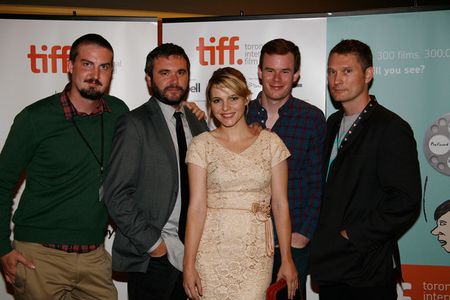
327, 99, 377, 180
67, 99, 105, 180
335, 99, 376, 153
71, 115, 104, 179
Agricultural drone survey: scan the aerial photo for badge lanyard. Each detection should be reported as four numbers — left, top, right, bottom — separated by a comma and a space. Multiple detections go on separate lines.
69, 102, 105, 200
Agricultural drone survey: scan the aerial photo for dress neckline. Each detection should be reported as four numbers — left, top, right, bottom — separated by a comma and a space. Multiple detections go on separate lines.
207, 130, 265, 155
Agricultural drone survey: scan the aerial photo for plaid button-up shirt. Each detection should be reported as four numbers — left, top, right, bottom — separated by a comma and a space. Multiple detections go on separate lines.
60, 83, 111, 120
247, 93, 326, 239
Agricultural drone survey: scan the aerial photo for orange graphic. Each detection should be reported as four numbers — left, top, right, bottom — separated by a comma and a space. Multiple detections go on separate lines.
196, 36, 242, 66
27, 45, 71, 73
401, 264, 450, 299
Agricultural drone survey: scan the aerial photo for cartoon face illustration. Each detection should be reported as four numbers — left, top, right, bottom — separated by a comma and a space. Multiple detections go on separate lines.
431, 200, 450, 253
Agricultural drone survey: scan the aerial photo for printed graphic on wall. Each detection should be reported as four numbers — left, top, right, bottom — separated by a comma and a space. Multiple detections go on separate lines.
423, 113, 450, 176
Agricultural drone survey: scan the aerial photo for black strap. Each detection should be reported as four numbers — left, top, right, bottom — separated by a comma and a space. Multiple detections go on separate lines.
68, 99, 104, 180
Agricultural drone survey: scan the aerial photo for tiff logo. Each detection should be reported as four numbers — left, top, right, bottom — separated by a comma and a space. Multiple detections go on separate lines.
27, 45, 71, 73
196, 36, 243, 66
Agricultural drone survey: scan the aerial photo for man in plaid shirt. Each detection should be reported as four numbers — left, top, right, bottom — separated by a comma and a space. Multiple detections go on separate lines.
247, 38, 325, 299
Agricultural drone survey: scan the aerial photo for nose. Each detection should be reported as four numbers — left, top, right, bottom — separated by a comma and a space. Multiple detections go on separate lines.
222, 99, 230, 111
334, 71, 344, 85
431, 226, 440, 236
91, 67, 100, 80
169, 72, 179, 84
273, 70, 282, 82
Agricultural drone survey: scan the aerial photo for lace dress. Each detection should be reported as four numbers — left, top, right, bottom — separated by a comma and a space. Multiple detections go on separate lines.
186, 130, 290, 300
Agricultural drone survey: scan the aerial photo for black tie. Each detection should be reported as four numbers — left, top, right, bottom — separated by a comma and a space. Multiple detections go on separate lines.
174, 111, 189, 242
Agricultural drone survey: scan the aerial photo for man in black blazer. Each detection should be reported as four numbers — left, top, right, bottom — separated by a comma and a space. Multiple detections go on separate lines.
103, 43, 208, 300
310, 40, 421, 300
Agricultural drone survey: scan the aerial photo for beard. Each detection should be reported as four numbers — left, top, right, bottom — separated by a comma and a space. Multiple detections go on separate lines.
80, 79, 105, 100
151, 79, 189, 106
80, 88, 104, 100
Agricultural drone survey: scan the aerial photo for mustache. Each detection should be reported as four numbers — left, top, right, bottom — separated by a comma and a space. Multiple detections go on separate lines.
163, 85, 183, 92
84, 79, 102, 86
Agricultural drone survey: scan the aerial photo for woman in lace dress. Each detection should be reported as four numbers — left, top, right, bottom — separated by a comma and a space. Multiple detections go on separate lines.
183, 67, 298, 300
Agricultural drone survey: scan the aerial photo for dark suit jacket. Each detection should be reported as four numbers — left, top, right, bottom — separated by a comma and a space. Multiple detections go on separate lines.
103, 97, 208, 272
310, 99, 421, 287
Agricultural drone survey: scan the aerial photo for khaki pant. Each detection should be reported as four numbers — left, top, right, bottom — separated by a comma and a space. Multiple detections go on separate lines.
13, 241, 117, 300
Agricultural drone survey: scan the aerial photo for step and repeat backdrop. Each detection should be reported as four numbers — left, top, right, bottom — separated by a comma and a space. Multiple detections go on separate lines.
1, 7, 449, 299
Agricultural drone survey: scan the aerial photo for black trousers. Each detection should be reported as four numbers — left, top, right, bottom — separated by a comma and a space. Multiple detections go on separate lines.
319, 281, 397, 300
128, 255, 187, 300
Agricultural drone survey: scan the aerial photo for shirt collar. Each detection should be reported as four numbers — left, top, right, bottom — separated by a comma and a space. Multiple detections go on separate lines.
255, 91, 294, 112
60, 83, 111, 120
156, 98, 185, 121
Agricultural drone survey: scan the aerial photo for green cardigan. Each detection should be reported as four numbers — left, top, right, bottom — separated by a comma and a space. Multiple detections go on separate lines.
0, 93, 129, 256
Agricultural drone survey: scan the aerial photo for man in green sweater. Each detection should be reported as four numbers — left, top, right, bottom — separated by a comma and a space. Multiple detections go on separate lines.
0, 33, 128, 299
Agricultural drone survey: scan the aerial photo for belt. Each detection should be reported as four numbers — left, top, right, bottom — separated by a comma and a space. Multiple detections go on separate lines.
208, 202, 274, 256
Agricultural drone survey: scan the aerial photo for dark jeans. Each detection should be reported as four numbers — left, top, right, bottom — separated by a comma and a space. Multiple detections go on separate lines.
319, 281, 397, 300
272, 245, 310, 300
128, 255, 186, 300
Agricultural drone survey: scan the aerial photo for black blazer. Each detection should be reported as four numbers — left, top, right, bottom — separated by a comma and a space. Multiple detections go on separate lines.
310, 99, 421, 286
103, 98, 208, 272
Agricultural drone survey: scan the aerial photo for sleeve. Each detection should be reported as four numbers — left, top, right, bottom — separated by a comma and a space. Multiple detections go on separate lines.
299, 110, 326, 239
102, 114, 161, 254
186, 134, 207, 169
269, 132, 291, 167
346, 117, 422, 252
0, 109, 36, 256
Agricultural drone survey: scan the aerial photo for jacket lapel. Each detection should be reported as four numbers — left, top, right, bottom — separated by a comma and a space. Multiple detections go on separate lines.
326, 99, 378, 181
144, 98, 178, 177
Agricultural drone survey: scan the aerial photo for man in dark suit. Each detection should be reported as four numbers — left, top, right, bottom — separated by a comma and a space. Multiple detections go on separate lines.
103, 43, 208, 300
310, 39, 421, 300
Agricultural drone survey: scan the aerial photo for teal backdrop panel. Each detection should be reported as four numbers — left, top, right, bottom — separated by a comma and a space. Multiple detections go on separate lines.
327, 10, 450, 266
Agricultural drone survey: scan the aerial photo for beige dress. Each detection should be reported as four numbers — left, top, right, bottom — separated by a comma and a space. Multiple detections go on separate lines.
186, 130, 290, 300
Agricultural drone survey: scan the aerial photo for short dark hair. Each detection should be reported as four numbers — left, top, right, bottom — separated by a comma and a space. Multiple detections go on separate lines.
145, 43, 190, 76
329, 39, 373, 71
69, 33, 113, 62
259, 38, 301, 73
434, 199, 450, 221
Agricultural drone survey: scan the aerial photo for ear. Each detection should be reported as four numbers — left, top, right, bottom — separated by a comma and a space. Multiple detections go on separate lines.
145, 74, 152, 88
293, 69, 301, 84
365, 66, 374, 84
257, 66, 263, 81
67, 60, 74, 74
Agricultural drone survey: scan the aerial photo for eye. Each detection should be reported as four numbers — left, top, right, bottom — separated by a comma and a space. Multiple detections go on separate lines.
230, 95, 240, 102
211, 98, 222, 104
100, 64, 111, 71
82, 61, 92, 68
327, 69, 336, 76
343, 68, 352, 74
177, 70, 187, 76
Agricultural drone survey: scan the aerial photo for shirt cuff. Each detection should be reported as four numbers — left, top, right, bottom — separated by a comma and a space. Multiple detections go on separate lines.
148, 237, 163, 253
